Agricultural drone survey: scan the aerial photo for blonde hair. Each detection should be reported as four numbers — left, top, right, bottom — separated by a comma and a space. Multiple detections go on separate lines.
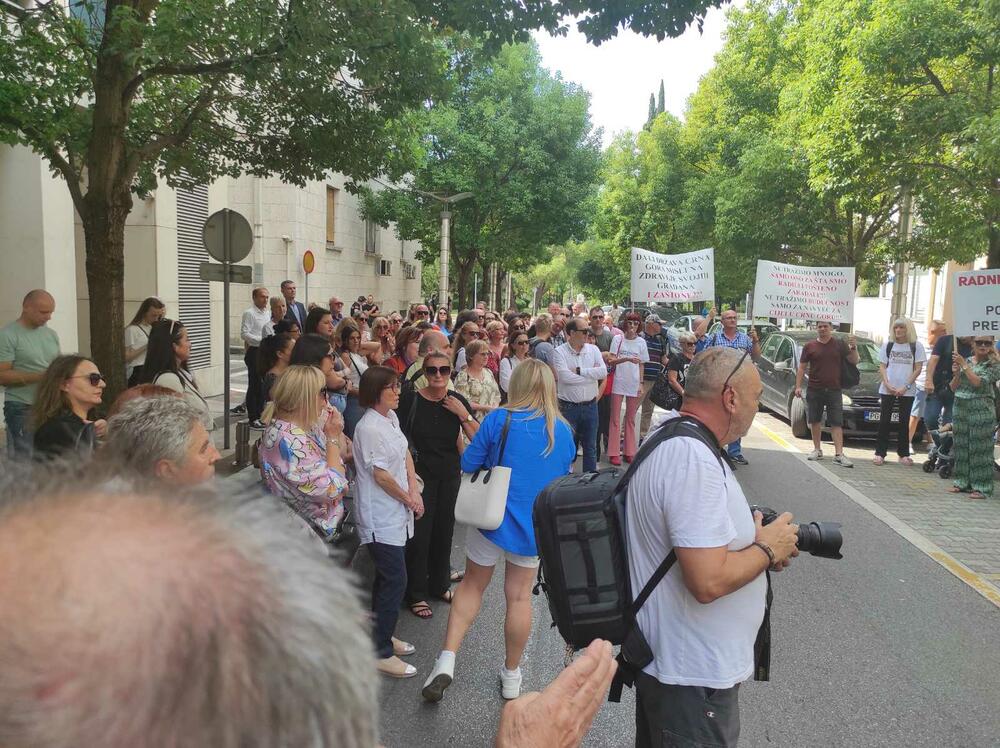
533, 313, 552, 335
892, 318, 917, 345
485, 320, 505, 335
504, 358, 568, 455
261, 365, 325, 428
464, 339, 489, 365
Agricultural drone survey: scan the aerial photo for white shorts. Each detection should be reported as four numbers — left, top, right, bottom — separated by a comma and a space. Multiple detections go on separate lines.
464, 525, 539, 569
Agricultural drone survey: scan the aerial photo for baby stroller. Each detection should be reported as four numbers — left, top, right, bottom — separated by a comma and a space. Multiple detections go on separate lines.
922, 425, 954, 479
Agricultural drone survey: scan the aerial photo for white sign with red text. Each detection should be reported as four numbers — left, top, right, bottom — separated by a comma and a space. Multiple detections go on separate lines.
753, 260, 855, 323
630, 247, 715, 303
952, 269, 1000, 336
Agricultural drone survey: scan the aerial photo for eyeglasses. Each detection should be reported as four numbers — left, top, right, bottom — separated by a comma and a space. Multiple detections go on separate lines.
415, 310, 430, 316
682, 341, 696, 347
71, 372, 106, 386
722, 349, 751, 393
383, 383, 401, 393
424, 365, 451, 376
515, 339, 529, 345
974, 340, 993, 346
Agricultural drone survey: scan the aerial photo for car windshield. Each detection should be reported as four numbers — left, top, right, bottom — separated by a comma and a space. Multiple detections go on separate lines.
855, 341, 880, 372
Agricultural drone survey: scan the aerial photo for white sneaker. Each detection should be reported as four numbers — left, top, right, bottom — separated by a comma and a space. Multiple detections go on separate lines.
807, 449, 823, 461
422, 653, 455, 703
833, 454, 854, 468
499, 666, 522, 700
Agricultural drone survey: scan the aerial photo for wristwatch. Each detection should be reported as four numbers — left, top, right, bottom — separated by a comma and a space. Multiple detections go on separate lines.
464, 414, 474, 423
575, 366, 581, 375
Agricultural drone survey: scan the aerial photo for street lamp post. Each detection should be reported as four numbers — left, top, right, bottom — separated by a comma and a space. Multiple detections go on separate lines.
409, 190, 472, 308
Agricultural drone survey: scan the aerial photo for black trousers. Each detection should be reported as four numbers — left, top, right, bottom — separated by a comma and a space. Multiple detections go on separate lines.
597, 394, 611, 458
635, 671, 741, 747
244, 346, 263, 421
405, 468, 462, 604
875, 393, 914, 458
367, 541, 407, 659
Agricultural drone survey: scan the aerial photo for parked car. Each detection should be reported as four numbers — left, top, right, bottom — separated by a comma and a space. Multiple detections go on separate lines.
633, 303, 682, 324
706, 320, 779, 341
756, 331, 884, 439
671, 315, 703, 333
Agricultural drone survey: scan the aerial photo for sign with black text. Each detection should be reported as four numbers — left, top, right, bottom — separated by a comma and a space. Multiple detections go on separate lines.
952, 269, 1000, 336
630, 247, 715, 303
753, 260, 854, 323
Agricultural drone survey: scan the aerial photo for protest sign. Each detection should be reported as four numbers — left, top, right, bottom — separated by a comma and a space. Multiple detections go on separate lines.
753, 260, 855, 323
630, 247, 715, 303
952, 269, 1000, 336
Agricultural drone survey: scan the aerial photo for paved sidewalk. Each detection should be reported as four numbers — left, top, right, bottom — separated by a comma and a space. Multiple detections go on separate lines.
748, 412, 1000, 596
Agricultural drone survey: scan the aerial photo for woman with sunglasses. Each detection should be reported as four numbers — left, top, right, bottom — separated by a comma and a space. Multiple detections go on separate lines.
455, 340, 501, 422
607, 311, 650, 466
499, 329, 531, 402
664, 331, 698, 410
259, 365, 348, 534
369, 316, 395, 365
32, 355, 107, 459
947, 336, 999, 499
353, 366, 422, 678
435, 307, 453, 336
290, 333, 349, 413
452, 322, 483, 373
399, 351, 479, 620
141, 319, 211, 424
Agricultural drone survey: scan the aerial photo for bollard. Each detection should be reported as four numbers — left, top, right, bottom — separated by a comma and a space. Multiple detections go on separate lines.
234, 421, 251, 467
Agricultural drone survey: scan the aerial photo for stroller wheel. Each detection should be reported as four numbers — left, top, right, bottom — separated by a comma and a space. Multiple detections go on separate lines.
922, 460, 936, 473
939, 465, 952, 479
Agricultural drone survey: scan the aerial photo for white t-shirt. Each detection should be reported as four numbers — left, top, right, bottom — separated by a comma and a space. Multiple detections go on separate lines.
352, 408, 413, 546
610, 335, 649, 397
878, 341, 926, 396
626, 427, 765, 689
124, 323, 151, 377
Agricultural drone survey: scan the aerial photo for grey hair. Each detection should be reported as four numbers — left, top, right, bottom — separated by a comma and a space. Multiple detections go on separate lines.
104, 396, 212, 473
684, 347, 753, 401
0, 460, 376, 747
678, 331, 697, 343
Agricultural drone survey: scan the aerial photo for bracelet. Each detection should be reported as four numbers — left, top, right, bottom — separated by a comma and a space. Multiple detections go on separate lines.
751, 541, 775, 566
328, 438, 341, 448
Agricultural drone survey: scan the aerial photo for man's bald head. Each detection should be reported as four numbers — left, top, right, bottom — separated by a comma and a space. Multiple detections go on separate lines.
0, 472, 376, 747
418, 330, 450, 356
681, 347, 761, 445
684, 347, 756, 402
21, 289, 55, 328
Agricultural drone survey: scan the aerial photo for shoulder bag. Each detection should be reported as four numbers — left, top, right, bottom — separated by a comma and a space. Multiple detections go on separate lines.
603, 338, 623, 395
454, 410, 513, 530
840, 340, 861, 390
650, 359, 681, 410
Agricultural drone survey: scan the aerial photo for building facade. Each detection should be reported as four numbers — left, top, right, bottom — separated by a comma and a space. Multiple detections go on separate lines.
0, 144, 422, 404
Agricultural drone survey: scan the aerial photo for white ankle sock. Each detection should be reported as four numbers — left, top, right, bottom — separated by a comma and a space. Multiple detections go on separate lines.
502, 666, 520, 678
437, 650, 456, 670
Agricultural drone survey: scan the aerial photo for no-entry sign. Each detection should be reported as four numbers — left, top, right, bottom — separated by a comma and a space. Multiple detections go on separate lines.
303, 250, 315, 274
952, 269, 1000, 336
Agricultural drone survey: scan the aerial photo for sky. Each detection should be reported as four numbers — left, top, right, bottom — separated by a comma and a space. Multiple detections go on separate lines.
533, 3, 739, 146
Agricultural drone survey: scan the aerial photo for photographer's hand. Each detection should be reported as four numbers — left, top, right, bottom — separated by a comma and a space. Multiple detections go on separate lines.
754, 510, 799, 567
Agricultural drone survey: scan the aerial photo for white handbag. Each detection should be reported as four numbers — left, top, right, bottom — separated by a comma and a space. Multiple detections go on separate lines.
454, 411, 513, 530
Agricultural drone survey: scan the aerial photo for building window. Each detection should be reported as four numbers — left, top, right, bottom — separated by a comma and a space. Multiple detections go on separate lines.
365, 219, 379, 254
378, 259, 392, 276
401, 260, 417, 280
326, 187, 337, 249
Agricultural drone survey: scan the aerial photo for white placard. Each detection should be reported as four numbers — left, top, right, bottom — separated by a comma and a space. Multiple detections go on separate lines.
753, 260, 855, 323
630, 247, 715, 303
952, 269, 1000, 336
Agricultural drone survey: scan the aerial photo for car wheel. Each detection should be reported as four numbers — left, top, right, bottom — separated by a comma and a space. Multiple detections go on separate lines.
790, 396, 809, 439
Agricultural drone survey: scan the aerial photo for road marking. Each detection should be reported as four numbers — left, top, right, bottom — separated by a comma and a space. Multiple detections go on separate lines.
752, 421, 1000, 610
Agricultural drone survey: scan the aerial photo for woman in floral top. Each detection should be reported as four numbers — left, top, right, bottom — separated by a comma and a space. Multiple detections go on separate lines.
260, 365, 349, 535
455, 339, 501, 422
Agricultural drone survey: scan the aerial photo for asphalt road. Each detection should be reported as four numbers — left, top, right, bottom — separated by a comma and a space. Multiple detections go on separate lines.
368, 430, 1000, 747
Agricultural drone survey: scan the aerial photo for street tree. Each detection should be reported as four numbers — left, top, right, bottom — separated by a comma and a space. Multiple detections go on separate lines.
0, 0, 725, 394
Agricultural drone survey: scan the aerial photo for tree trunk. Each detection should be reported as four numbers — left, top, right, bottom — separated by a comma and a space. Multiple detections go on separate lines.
455, 259, 474, 311
82, 196, 131, 404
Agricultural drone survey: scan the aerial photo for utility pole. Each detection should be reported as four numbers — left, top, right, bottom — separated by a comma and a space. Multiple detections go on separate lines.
890, 188, 914, 326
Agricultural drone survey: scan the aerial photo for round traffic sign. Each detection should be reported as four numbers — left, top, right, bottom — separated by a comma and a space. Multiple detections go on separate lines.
202, 209, 253, 263
303, 250, 316, 275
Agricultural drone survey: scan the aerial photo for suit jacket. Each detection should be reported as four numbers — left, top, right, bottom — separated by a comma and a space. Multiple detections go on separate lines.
284, 301, 307, 329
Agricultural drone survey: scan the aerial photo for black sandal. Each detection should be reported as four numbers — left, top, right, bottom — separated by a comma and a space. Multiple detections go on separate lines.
409, 601, 433, 619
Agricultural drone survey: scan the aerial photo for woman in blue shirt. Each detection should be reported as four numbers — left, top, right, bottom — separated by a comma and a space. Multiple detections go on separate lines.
422, 359, 575, 703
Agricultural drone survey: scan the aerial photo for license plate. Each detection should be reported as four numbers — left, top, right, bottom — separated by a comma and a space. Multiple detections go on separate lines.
864, 411, 899, 423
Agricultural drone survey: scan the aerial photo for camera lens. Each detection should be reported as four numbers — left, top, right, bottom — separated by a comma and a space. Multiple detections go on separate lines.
796, 521, 843, 560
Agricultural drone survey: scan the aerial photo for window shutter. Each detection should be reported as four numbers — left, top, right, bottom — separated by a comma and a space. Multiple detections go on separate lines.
176, 184, 212, 370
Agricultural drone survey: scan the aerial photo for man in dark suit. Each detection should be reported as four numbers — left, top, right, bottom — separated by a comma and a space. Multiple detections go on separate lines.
281, 279, 307, 330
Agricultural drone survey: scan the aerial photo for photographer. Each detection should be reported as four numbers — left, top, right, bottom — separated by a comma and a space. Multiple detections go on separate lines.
626, 347, 798, 748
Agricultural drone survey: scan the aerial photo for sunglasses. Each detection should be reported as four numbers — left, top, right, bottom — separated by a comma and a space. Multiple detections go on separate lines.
424, 365, 451, 376
415, 310, 430, 316
71, 372, 106, 386
515, 339, 529, 345
682, 341, 696, 347
722, 349, 751, 393
974, 340, 993, 346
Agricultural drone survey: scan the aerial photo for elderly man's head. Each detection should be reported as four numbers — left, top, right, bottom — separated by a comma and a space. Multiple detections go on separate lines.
104, 396, 220, 485
0, 476, 376, 747
418, 330, 451, 358
682, 347, 762, 445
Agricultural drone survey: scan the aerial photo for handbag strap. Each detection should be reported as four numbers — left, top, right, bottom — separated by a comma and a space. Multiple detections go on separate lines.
493, 409, 513, 467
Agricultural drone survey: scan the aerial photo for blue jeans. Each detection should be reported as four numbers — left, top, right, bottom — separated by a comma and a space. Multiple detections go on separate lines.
3, 401, 33, 458
366, 541, 407, 659
924, 388, 954, 431
560, 399, 598, 472
726, 438, 743, 458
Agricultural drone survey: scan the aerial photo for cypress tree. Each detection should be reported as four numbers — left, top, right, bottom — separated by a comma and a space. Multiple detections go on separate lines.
657, 80, 665, 114
647, 93, 656, 126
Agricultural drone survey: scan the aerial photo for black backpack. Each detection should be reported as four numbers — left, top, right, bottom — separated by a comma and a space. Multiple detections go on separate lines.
840, 339, 861, 390
532, 416, 725, 701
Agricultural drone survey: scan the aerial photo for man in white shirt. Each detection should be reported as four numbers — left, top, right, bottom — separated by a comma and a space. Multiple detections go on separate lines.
240, 287, 271, 427
627, 347, 798, 747
553, 317, 607, 472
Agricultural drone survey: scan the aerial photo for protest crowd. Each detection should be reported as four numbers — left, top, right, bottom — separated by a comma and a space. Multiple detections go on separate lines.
0, 281, 997, 747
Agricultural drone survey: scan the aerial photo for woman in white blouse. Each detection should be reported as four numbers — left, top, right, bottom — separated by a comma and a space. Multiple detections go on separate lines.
141, 319, 212, 426
498, 328, 531, 401
124, 297, 165, 387
607, 311, 649, 465
353, 366, 423, 679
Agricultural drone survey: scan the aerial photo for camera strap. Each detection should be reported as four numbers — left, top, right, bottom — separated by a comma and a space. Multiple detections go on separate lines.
753, 570, 773, 681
